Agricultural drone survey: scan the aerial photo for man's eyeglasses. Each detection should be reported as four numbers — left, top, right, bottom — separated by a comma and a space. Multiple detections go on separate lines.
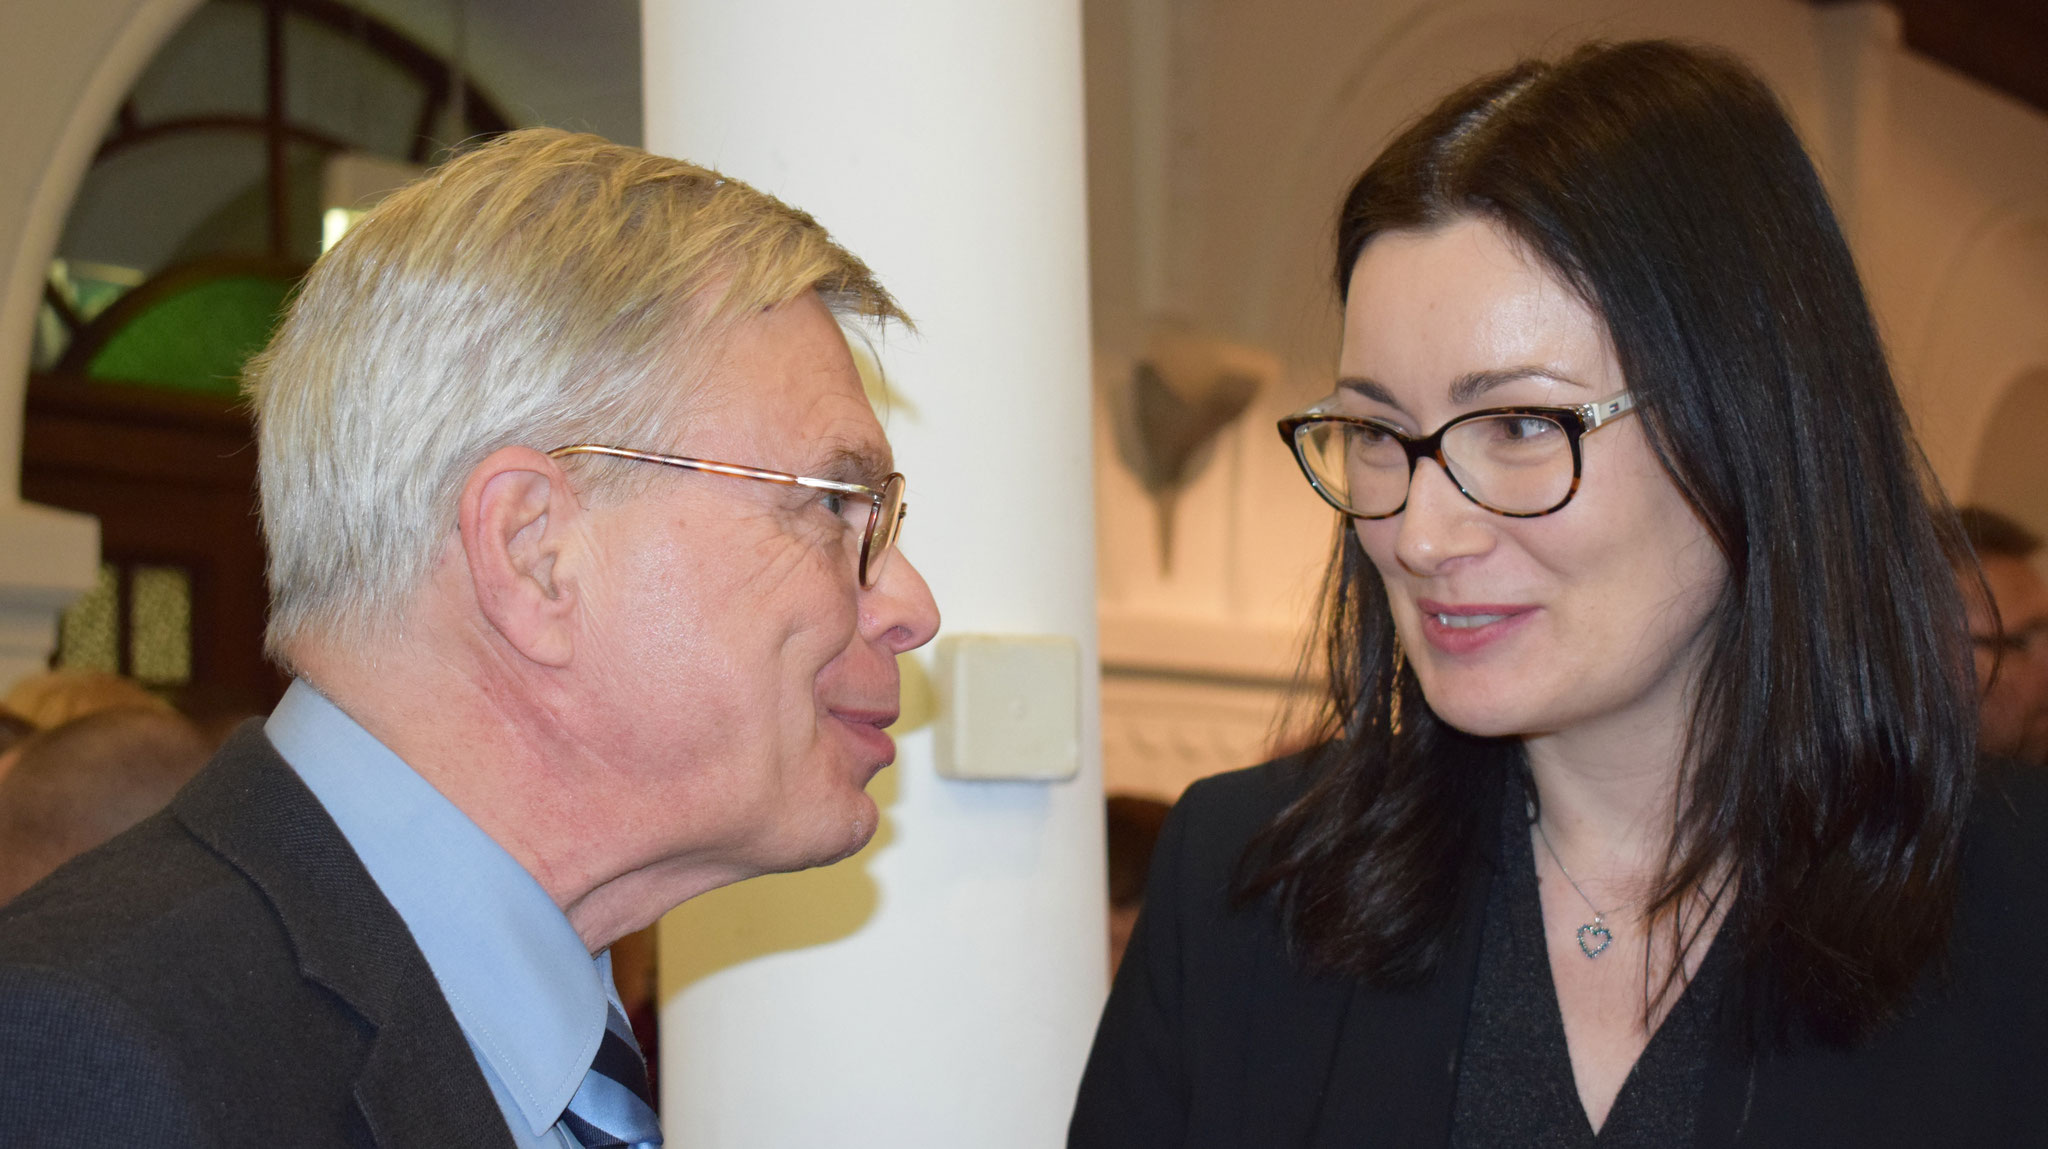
1973, 620, 2048, 661
546, 444, 907, 588
1277, 392, 1637, 519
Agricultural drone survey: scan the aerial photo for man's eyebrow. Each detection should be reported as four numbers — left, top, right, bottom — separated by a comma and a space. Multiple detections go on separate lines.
816, 442, 894, 487
1448, 366, 1587, 404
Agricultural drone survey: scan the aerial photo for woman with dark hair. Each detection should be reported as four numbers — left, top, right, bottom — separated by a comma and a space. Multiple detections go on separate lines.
1070, 40, 2048, 1148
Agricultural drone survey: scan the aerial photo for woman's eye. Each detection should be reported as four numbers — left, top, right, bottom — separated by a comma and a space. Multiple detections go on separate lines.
1496, 416, 1560, 441
820, 491, 848, 517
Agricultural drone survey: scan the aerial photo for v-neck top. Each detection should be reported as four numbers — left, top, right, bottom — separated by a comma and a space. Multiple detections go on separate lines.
1449, 784, 1728, 1148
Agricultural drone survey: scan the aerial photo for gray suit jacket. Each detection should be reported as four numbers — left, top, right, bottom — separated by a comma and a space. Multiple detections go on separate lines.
0, 722, 515, 1147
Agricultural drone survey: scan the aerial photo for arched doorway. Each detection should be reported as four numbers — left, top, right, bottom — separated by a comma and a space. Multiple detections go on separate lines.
24, 0, 520, 723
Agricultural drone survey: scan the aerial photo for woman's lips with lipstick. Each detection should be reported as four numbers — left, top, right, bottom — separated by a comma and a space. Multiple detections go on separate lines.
1414, 599, 1538, 655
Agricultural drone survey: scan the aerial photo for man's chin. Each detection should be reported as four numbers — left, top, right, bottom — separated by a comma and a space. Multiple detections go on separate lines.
784, 794, 882, 870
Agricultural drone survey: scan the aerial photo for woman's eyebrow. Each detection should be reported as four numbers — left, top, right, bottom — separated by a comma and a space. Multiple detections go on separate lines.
1337, 376, 1404, 413
1448, 366, 1586, 404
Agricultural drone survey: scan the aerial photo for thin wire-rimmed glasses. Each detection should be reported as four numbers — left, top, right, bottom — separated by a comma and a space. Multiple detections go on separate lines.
546, 443, 908, 588
1277, 392, 1636, 518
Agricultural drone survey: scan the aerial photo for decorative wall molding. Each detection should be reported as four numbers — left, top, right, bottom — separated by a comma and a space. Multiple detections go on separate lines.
1101, 672, 1303, 799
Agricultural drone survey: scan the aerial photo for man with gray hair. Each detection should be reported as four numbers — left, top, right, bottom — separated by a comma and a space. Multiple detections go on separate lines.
0, 129, 939, 1146
1957, 505, 2048, 765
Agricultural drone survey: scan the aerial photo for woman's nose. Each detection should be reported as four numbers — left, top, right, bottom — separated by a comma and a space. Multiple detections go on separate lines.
1391, 458, 1496, 575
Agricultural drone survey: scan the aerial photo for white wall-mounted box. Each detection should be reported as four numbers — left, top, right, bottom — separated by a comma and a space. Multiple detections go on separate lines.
933, 633, 1082, 781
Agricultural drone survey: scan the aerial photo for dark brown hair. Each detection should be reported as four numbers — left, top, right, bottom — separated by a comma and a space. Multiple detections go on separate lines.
1243, 41, 1976, 1043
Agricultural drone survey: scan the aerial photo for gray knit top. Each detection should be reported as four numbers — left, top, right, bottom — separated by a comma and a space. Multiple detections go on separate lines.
1448, 786, 1728, 1148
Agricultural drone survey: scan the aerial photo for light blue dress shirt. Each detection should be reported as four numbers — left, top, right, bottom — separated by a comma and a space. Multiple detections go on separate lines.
267, 679, 631, 1148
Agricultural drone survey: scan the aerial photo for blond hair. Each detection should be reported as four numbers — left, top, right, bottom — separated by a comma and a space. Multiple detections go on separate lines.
245, 129, 906, 663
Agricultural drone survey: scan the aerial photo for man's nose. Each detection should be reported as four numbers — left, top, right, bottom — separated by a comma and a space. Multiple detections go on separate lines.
863, 550, 941, 654
1390, 458, 1495, 575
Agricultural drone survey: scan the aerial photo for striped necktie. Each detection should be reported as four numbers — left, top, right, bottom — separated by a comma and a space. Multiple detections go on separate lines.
560, 1002, 663, 1148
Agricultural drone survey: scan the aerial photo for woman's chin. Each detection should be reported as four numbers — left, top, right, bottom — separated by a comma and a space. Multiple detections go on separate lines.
1414, 683, 1545, 740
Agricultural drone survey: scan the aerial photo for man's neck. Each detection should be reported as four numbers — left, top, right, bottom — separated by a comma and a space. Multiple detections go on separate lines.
290, 639, 695, 951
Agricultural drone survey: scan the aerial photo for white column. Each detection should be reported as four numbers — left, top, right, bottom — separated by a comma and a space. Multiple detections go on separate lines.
644, 3, 1104, 1148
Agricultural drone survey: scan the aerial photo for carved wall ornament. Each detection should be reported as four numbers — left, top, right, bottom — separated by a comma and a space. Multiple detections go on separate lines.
1109, 327, 1277, 574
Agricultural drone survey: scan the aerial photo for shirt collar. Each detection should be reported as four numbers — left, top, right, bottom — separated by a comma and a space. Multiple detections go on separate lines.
266, 679, 606, 1136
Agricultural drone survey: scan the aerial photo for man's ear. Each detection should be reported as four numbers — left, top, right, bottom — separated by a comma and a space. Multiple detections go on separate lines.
459, 446, 583, 668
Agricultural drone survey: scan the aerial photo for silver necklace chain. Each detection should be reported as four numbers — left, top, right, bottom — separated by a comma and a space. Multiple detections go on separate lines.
1530, 803, 1615, 959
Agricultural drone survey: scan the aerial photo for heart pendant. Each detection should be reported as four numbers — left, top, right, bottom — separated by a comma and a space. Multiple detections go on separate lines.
1576, 921, 1612, 958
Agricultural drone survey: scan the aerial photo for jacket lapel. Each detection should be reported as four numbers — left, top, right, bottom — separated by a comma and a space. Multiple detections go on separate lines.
1307, 842, 1493, 1148
1235, 944, 1362, 1146
1235, 767, 1501, 1149
173, 723, 516, 1147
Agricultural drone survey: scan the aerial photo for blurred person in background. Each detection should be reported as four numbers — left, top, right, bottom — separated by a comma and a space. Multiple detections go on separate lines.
0, 707, 208, 903
1106, 795, 1171, 975
0, 708, 34, 762
1956, 506, 2048, 765
3, 669, 173, 729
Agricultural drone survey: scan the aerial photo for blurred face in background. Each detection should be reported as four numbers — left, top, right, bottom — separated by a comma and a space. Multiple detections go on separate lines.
1966, 553, 2048, 764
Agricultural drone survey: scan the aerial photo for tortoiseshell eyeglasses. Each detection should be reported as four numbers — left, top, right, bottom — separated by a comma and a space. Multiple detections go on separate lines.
1277, 392, 1636, 519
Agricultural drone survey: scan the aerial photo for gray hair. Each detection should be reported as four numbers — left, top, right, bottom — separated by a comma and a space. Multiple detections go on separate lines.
244, 129, 905, 664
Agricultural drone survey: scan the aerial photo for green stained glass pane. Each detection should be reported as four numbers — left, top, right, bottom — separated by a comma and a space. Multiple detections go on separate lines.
58, 563, 120, 673
87, 275, 294, 395
130, 565, 193, 685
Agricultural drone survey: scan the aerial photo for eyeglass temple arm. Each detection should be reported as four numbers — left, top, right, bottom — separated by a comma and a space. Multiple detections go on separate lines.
1576, 393, 1634, 429
545, 443, 883, 498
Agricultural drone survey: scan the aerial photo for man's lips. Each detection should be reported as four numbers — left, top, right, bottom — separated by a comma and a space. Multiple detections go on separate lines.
829, 707, 901, 768
1413, 598, 1538, 655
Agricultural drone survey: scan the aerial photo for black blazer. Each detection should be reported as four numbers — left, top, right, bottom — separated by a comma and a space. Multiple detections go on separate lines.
1070, 757, 2048, 1148
0, 723, 515, 1147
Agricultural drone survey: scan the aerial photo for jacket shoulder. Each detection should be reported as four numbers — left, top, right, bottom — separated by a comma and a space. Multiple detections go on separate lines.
0, 728, 481, 1146
1164, 753, 1317, 879
1957, 760, 2048, 945
1969, 759, 2048, 855
0, 962, 207, 1145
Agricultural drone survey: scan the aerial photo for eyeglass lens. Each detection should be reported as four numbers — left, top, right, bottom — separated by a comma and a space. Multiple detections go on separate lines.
1295, 413, 1576, 517
860, 473, 908, 588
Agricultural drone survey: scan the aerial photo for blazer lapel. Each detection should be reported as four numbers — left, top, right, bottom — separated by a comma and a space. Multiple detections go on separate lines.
1268, 769, 1502, 1149
173, 723, 516, 1147
352, 997, 517, 1147
1307, 848, 1492, 1149
1236, 944, 1363, 1146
